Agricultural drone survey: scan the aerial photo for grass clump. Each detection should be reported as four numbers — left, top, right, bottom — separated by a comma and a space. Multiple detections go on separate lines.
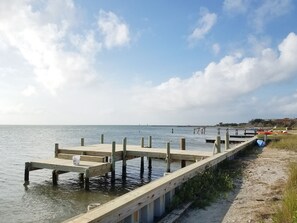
268, 134, 297, 152
169, 160, 240, 211
273, 162, 297, 223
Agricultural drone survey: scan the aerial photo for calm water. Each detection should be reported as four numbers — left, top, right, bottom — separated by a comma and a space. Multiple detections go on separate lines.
0, 125, 235, 223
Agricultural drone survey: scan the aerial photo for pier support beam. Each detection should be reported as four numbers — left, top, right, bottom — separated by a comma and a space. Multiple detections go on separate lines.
24, 162, 30, 182
180, 138, 186, 168
215, 136, 221, 153
166, 142, 171, 173
81, 138, 84, 146
52, 170, 58, 185
122, 137, 127, 180
140, 137, 144, 176
100, 134, 104, 144
111, 141, 116, 183
54, 143, 59, 158
148, 136, 152, 171
225, 131, 230, 151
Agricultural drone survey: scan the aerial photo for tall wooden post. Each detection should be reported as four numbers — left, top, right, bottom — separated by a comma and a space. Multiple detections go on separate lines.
225, 131, 230, 151
85, 169, 90, 190
81, 138, 84, 146
24, 162, 30, 182
141, 137, 144, 148
148, 136, 152, 148
55, 143, 59, 158
148, 136, 152, 171
216, 136, 221, 153
111, 141, 116, 183
101, 134, 104, 144
166, 142, 171, 173
52, 170, 58, 185
180, 138, 186, 168
140, 137, 144, 176
122, 137, 127, 180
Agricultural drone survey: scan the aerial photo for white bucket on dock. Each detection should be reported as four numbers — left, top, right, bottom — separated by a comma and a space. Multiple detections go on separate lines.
72, 155, 80, 165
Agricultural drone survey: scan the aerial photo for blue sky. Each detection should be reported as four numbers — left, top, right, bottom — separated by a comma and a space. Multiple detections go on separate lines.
0, 0, 297, 125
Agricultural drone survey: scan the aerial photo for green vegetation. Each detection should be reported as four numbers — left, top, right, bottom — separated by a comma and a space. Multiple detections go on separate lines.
217, 118, 297, 128
273, 162, 297, 223
249, 118, 297, 128
169, 160, 241, 211
269, 134, 297, 152
268, 134, 297, 223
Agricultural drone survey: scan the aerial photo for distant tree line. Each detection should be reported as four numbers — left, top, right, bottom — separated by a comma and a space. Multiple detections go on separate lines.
248, 118, 297, 128
217, 118, 297, 128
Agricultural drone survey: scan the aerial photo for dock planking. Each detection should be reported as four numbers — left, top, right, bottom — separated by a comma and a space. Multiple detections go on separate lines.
206, 138, 246, 144
24, 139, 212, 190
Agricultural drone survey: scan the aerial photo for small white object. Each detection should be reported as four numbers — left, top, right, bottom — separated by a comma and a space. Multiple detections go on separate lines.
72, 155, 80, 165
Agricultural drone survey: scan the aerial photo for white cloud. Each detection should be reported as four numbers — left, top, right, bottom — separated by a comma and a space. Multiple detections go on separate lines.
134, 33, 297, 113
98, 10, 130, 49
251, 0, 292, 32
223, 0, 249, 14
22, 85, 36, 97
0, 0, 97, 95
0, 103, 24, 115
188, 9, 217, 42
212, 43, 220, 55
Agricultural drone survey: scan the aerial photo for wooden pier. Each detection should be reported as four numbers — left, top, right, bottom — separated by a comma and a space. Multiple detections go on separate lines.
64, 136, 257, 223
24, 133, 257, 223
24, 136, 212, 190
205, 138, 246, 144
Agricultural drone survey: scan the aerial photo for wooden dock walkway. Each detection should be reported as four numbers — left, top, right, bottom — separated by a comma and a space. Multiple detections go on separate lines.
205, 138, 246, 144
65, 136, 257, 223
24, 138, 212, 190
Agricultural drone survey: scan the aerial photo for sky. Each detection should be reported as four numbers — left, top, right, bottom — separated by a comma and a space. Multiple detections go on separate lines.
0, 0, 297, 125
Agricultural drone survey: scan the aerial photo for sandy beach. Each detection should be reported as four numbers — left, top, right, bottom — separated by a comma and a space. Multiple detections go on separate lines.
178, 147, 297, 223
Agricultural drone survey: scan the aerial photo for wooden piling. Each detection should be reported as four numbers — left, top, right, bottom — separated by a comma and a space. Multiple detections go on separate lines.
52, 170, 58, 185
122, 137, 127, 179
140, 137, 144, 176
24, 162, 30, 182
180, 138, 186, 168
55, 143, 59, 158
85, 169, 90, 190
111, 141, 116, 183
141, 137, 144, 148
101, 134, 104, 144
81, 138, 84, 146
225, 132, 230, 151
166, 142, 171, 173
217, 128, 221, 135
216, 135, 221, 153
148, 136, 152, 171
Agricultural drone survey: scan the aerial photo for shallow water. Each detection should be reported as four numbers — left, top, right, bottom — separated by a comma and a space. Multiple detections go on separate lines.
0, 125, 234, 222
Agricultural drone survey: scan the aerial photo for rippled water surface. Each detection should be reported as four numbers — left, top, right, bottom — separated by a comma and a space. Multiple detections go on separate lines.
0, 125, 233, 222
